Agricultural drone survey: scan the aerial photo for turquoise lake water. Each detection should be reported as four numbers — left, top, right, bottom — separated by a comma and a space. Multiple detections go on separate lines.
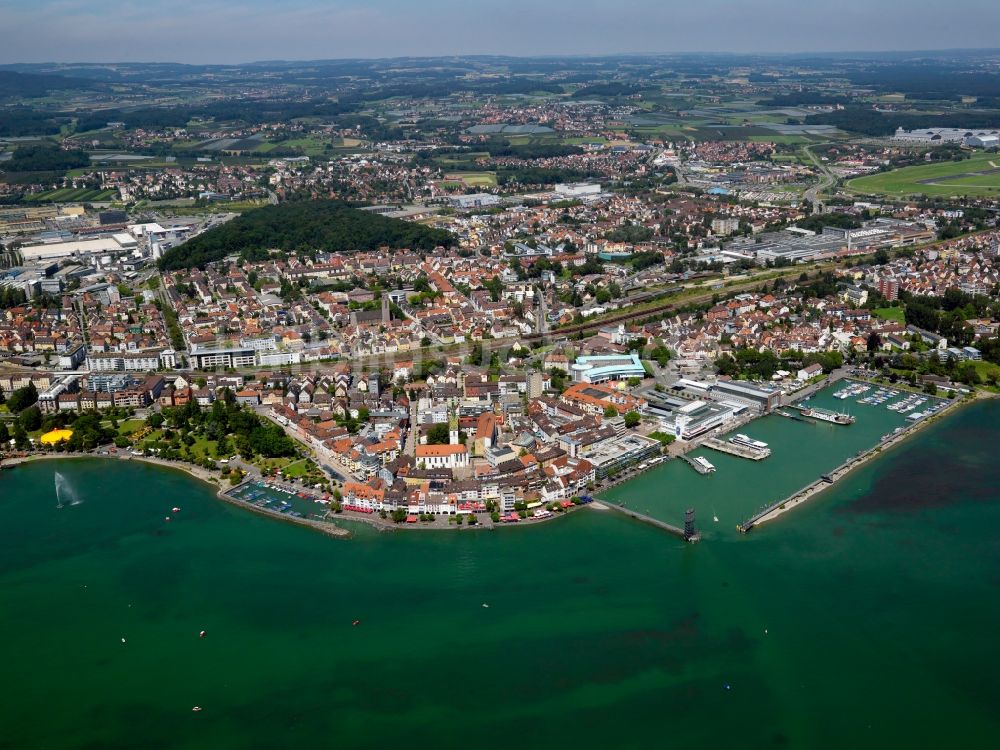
0, 396, 996, 749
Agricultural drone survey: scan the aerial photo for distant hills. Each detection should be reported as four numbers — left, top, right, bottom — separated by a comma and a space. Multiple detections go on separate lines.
0, 70, 99, 98
157, 200, 454, 271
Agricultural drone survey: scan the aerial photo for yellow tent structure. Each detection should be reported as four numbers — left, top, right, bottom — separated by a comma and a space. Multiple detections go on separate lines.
40, 429, 73, 446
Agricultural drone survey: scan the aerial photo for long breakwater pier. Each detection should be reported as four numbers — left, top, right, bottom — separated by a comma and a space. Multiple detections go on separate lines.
739, 392, 970, 533
602, 502, 701, 542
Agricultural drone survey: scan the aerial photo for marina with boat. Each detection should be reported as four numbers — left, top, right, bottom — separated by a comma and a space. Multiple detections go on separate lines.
601, 377, 957, 534
794, 405, 856, 424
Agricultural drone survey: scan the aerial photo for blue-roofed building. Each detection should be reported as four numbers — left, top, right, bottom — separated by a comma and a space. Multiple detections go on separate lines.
570, 352, 646, 384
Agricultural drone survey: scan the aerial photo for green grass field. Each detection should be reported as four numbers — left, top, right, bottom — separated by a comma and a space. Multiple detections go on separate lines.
848, 153, 1000, 197
278, 459, 310, 478
277, 135, 348, 156
444, 172, 497, 187
873, 307, 906, 323
972, 360, 1000, 384
25, 187, 116, 203
115, 419, 146, 436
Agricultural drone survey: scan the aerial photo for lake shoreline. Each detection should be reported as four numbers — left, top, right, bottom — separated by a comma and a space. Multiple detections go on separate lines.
1, 452, 354, 538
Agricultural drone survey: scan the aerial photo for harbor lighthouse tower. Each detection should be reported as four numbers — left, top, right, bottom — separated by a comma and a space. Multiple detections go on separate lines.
684, 508, 698, 541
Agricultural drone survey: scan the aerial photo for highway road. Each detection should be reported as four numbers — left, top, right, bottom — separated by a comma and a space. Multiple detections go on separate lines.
802, 144, 838, 211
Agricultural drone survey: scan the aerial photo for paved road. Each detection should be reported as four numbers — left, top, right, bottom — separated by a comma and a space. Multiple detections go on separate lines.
802, 144, 837, 211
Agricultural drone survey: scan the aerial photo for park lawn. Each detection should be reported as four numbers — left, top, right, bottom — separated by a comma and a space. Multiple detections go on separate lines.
873, 306, 906, 323
254, 456, 295, 473
188, 435, 221, 461
279, 458, 311, 478
848, 153, 1000, 197
140, 430, 163, 446
116, 419, 146, 435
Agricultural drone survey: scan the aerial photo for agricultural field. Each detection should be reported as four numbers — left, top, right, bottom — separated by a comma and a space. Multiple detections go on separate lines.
847, 153, 1000, 197
24, 187, 117, 202
748, 134, 814, 144
434, 152, 489, 164
277, 135, 360, 155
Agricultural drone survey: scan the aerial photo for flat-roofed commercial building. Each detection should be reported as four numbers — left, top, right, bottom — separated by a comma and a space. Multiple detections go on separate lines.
581, 433, 662, 479
570, 352, 646, 384
709, 380, 782, 413
19, 237, 130, 262
647, 396, 736, 440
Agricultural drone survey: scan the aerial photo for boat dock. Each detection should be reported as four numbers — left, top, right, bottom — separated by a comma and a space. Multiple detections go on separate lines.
603, 502, 699, 542
218, 481, 350, 538
703, 438, 769, 461
681, 454, 715, 474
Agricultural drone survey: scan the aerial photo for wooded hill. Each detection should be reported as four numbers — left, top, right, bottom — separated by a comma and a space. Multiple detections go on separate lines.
157, 200, 454, 270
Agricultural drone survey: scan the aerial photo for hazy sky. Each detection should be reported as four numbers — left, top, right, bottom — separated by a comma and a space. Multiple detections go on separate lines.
3, 0, 1000, 64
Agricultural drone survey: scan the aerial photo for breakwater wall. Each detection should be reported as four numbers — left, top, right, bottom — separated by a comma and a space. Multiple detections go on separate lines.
602, 502, 695, 541
739, 394, 970, 532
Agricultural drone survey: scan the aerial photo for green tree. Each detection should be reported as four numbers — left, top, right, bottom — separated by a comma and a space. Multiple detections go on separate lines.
603, 405, 619, 419
623, 411, 641, 429
18, 405, 42, 431
650, 346, 673, 367
426, 423, 451, 445
7, 382, 38, 413
12, 423, 29, 450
